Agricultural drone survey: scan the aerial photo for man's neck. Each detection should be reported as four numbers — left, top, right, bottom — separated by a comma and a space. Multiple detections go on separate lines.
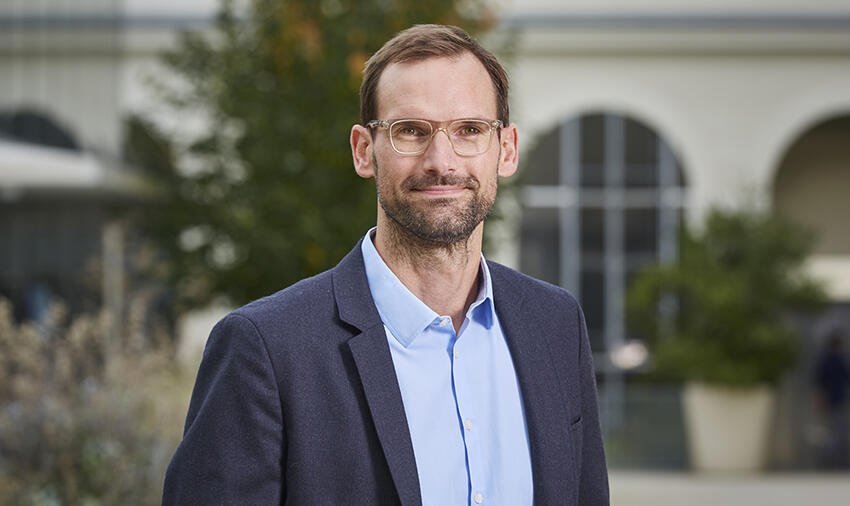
373, 220, 483, 333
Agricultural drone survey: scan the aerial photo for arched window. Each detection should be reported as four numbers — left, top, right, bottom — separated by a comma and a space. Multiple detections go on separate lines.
0, 109, 80, 151
520, 113, 687, 434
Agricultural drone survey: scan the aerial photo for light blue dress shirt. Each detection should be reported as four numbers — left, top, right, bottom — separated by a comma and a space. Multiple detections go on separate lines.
361, 230, 533, 506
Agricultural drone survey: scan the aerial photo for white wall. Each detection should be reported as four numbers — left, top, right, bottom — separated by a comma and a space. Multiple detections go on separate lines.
0, 0, 217, 155
490, 6, 850, 224
508, 54, 850, 224
499, 0, 850, 16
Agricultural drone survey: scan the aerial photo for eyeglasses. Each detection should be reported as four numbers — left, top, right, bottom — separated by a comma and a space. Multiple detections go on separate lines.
367, 118, 503, 156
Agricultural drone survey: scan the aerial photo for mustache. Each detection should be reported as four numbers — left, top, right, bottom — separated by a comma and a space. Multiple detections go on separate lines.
402, 173, 480, 191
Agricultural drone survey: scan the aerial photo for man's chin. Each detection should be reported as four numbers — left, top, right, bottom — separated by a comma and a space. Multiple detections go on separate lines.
387, 210, 478, 245
407, 225, 477, 245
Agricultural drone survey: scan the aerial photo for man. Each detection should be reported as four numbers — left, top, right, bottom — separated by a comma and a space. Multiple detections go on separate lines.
163, 24, 608, 505
815, 332, 850, 469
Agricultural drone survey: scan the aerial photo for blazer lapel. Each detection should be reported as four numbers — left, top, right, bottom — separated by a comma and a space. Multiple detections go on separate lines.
491, 265, 578, 505
333, 243, 422, 506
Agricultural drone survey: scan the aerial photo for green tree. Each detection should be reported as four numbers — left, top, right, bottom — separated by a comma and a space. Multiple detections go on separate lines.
130, 0, 494, 308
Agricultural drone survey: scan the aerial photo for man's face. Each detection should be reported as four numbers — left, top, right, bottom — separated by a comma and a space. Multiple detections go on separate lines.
358, 52, 516, 245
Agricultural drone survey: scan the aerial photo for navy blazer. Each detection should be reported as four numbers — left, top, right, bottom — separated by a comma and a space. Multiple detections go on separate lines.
163, 241, 609, 505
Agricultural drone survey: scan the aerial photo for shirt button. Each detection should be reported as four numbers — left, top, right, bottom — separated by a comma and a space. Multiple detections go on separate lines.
439, 319, 448, 327
454, 349, 459, 359
464, 419, 472, 430
473, 493, 484, 503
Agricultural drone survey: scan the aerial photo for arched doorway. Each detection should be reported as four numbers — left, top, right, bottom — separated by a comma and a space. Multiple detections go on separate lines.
772, 114, 850, 469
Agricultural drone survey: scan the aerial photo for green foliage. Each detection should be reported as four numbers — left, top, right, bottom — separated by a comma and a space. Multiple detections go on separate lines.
129, 0, 494, 308
625, 208, 827, 387
0, 299, 193, 505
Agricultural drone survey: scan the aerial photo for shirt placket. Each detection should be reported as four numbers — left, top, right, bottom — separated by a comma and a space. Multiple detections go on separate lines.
449, 316, 488, 505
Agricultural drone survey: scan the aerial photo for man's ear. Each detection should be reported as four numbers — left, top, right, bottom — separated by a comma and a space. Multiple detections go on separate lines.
497, 123, 519, 178
351, 125, 375, 179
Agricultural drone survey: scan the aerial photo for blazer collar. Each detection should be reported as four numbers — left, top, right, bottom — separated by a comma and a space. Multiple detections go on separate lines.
332, 240, 423, 506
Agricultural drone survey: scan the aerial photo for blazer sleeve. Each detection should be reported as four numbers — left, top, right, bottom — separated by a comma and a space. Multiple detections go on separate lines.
162, 313, 285, 505
577, 303, 610, 505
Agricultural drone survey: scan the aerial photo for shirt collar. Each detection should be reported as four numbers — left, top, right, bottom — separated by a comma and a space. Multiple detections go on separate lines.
360, 228, 495, 348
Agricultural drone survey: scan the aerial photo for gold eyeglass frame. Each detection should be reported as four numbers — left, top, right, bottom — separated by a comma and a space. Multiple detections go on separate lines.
366, 118, 503, 156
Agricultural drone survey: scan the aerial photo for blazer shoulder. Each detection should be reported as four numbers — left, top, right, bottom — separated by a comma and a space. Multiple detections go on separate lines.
214, 240, 377, 339
487, 260, 580, 311
228, 269, 337, 329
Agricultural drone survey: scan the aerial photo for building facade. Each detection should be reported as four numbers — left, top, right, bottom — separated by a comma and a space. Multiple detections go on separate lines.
490, 0, 850, 468
0, 0, 200, 325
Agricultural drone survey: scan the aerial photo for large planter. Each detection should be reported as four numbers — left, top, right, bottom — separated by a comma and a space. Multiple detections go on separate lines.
682, 382, 775, 472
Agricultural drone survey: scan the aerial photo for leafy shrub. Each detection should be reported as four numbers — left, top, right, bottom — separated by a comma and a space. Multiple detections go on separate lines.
0, 299, 193, 505
625, 208, 827, 387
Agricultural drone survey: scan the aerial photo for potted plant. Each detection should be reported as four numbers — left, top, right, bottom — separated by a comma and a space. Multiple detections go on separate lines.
626, 207, 826, 472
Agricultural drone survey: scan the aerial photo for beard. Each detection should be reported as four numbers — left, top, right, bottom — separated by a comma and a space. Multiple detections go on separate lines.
373, 155, 497, 246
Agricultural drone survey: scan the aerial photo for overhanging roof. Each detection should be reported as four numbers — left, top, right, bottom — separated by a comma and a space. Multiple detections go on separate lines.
0, 139, 150, 201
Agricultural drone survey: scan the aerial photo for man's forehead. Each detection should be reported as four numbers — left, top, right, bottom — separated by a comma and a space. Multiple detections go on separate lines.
377, 54, 475, 91
374, 53, 497, 119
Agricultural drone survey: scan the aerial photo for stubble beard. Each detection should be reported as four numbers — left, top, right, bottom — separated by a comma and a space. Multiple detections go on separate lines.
373, 155, 497, 253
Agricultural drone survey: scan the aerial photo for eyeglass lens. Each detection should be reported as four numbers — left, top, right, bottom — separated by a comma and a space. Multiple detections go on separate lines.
389, 120, 494, 155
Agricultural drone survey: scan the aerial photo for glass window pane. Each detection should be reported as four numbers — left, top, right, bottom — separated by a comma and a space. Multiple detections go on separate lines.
581, 207, 605, 254
581, 114, 604, 165
581, 164, 605, 188
625, 209, 658, 254
625, 164, 658, 187
522, 126, 559, 186
581, 114, 605, 188
519, 207, 560, 286
581, 268, 605, 351
0, 207, 11, 277
624, 117, 657, 166
625, 118, 658, 187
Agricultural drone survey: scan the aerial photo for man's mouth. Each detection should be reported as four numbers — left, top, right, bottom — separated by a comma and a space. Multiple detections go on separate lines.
415, 185, 468, 197
403, 174, 479, 194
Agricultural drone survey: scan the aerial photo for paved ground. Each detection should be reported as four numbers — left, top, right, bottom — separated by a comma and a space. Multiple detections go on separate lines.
610, 472, 850, 506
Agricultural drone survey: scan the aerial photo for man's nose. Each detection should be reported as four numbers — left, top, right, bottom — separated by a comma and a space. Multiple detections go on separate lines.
422, 129, 456, 172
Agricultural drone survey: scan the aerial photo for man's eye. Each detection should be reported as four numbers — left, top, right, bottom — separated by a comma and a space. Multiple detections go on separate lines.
456, 124, 483, 136
395, 124, 427, 137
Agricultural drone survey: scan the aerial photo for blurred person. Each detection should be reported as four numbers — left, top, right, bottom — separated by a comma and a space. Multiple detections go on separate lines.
163, 24, 608, 505
815, 330, 850, 469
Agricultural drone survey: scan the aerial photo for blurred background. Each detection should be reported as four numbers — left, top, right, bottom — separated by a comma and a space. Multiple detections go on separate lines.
1, 0, 849, 504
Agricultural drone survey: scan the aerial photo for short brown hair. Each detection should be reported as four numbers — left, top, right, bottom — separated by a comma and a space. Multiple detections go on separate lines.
360, 24, 509, 126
